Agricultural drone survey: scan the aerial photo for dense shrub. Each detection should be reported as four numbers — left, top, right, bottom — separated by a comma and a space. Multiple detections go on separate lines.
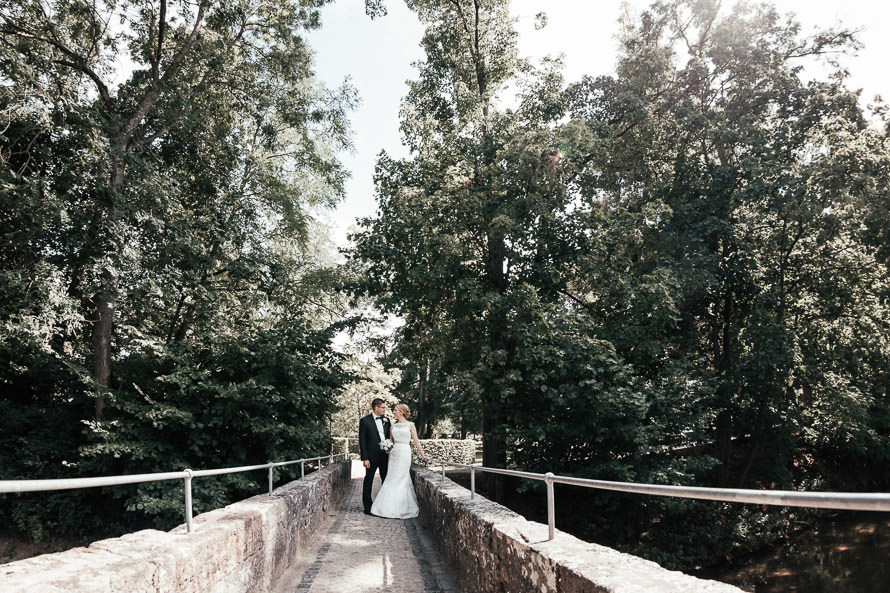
413, 439, 477, 465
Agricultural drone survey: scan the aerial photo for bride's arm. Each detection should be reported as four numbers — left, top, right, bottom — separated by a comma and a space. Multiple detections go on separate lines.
409, 423, 426, 460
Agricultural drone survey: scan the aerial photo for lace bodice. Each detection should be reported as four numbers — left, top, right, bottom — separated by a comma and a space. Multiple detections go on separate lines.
391, 422, 412, 444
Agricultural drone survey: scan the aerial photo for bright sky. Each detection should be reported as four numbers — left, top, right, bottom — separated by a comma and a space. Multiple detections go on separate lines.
307, 0, 890, 248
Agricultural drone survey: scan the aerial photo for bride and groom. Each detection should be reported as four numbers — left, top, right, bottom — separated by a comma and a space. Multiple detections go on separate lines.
359, 398, 427, 518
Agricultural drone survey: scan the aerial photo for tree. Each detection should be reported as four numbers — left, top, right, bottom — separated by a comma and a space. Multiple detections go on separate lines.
572, 0, 890, 486
333, 345, 401, 442
351, 0, 651, 499
0, 0, 352, 416
557, 0, 890, 565
352, 0, 890, 569
0, 0, 365, 539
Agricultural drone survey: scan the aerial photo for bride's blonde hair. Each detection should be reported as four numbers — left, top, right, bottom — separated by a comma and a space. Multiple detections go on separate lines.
394, 403, 411, 419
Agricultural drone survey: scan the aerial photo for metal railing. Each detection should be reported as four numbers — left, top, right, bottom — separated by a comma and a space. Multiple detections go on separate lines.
427, 459, 890, 541
0, 452, 349, 533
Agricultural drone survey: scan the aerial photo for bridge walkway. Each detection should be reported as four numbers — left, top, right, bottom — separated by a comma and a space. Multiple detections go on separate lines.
278, 462, 462, 593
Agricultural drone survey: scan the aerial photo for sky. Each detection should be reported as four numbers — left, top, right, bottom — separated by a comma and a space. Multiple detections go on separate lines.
307, 0, 890, 248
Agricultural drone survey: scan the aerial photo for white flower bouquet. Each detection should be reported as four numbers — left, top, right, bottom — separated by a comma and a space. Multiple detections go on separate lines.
379, 438, 394, 452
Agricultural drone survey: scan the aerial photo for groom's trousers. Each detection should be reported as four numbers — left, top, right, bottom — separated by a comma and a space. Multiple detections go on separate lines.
363, 457, 388, 512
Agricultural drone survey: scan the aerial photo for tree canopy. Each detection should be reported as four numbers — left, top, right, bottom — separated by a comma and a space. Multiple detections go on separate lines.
350, 0, 890, 568
1, 0, 358, 539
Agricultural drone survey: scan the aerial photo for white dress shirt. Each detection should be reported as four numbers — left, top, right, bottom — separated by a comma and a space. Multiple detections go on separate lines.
375, 415, 385, 440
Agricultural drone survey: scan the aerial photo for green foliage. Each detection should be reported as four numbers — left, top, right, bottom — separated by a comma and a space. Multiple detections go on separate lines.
352, 0, 890, 570
506, 300, 648, 476
76, 321, 344, 527
331, 343, 401, 440
1, 0, 354, 540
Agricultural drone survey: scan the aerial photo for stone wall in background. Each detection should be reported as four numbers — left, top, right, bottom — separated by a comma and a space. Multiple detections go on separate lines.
334, 436, 477, 463
413, 439, 477, 465
1, 462, 351, 593
411, 466, 746, 593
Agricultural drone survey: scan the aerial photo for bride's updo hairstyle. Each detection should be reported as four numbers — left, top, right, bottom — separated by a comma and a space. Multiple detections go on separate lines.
394, 403, 411, 419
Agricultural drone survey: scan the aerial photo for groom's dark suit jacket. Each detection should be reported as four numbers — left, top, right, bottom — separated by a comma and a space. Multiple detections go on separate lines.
359, 413, 391, 465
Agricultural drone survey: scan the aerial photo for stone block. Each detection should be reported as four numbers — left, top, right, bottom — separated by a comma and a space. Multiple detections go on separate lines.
0, 545, 158, 593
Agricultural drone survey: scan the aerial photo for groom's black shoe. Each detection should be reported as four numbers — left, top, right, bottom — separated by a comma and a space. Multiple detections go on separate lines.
363, 509, 372, 515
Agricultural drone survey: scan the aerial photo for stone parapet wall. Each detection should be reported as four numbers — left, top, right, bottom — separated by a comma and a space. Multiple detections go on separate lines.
1, 461, 351, 593
411, 467, 746, 593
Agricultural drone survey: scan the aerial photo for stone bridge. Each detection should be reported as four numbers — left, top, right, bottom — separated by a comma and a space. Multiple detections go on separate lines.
2, 462, 743, 593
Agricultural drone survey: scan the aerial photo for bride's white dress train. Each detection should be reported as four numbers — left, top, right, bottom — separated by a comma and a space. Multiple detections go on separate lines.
370, 422, 419, 519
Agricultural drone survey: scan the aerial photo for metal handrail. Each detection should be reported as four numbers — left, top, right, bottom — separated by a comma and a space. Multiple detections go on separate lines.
0, 452, 348, 532
427, 459, 890, 541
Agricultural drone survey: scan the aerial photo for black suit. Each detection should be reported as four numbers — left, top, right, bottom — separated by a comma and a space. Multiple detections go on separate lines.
359, 413, 391, 513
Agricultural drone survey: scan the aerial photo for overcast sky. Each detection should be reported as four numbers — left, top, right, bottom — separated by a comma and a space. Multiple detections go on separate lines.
307, 1, 890, 248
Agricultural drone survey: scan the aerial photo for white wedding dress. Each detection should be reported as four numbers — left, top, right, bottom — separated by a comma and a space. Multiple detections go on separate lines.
370, 421, 419, 519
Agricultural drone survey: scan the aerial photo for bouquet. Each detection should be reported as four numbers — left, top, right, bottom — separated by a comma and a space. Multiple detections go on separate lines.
379, 439, 394, 452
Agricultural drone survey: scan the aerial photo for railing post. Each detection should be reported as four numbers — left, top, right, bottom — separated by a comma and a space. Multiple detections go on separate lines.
441, 462, 445, 482
470, 467, 476, 500
268, 463, 274, 495
545, 472, 555, 541
301, 460, 305, 479
184, 468, 194, 533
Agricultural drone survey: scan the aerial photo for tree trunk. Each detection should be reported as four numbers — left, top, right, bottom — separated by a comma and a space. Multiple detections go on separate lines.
737, 408, 767, 487
482, 409, 506, 499
416, 363, 428, 438
715, 408, 732, 485
173, 303, 195, 342
91, 199, 122, 418
92, 146, 126, 417
483, 229, 508, 501
715, 238, 738, 485
92, 293, 113, 417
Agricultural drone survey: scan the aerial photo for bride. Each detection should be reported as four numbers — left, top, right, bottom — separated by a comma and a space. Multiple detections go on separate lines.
370, 403, 427, 519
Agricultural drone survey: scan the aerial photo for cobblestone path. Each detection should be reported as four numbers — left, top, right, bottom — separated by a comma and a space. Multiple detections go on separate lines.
280, 462, 462, 593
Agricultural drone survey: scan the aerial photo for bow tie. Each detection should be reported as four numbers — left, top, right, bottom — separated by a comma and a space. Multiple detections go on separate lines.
375, 416, 386, 421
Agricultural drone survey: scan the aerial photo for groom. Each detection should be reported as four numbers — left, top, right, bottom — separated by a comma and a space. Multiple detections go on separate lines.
359, 398, 391, 514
